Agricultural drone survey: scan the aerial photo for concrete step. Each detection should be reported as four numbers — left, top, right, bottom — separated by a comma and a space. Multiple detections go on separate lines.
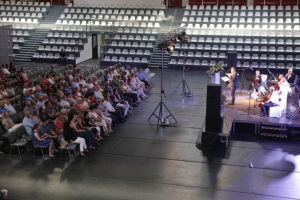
18, 51, 35, 54
13, 58, 31, 62
14, 56, 32, 59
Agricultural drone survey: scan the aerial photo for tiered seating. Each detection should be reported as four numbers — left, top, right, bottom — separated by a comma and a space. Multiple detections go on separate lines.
0, 1, 50, 25
67, 0, 163, 9
32, 30, 88, 63
171, 5, 300, 69
56, 7, 164, 28
182, 5, 300, 36
101, 30, 157, 66
12, 29, 33, 52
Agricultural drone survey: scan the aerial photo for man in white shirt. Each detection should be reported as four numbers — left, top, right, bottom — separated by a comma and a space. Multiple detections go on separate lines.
3, 99, 16, 115
22, 111, 37, 135
60, 95, 70, 108
261, 87, 280, 116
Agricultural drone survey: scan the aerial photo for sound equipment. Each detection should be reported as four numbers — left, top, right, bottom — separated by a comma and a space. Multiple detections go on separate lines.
205, 116, 223, 133
196, 85, 226, 151
206, 84, 222, 118
196, 131, 219, 150
227, 52, 237, 69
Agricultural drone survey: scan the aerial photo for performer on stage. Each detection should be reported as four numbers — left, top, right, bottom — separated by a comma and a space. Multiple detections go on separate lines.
278, 74, 292, 94
254, 70, 262, 91
286, 68, 296, 85
261, 86, 279, 116
228, 66, 238, 105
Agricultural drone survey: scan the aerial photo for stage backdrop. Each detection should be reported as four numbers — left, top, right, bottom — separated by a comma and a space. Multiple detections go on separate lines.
73, 0, 164, 8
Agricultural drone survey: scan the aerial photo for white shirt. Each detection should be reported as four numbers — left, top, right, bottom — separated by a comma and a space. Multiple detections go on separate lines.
79, 80, 87, 86
87, 83, 94, 89
269, 91, 280, 105
103, 100, 115, 112
60, 100, 70, 108
36, 101, 45, 109
71, 81, 80, 89
88, 111, 99, 119
2, 68, 10, 75
4, 104, 16, 115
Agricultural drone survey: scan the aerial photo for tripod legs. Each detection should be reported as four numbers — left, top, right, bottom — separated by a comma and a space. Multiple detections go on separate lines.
148, 101, 177, 127
170, 78, 192, 97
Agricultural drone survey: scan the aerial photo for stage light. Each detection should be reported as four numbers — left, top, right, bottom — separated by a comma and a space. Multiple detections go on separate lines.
166, 41, 174, 52
159, 41, 174, 52
177, 31, 189, 44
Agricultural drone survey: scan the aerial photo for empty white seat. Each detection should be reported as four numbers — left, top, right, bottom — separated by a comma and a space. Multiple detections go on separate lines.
104, 56, 111, 61
126, 57, 133, 62
141, 57, 148, 63
115, 49, 121, 54
133, 57, 140, 62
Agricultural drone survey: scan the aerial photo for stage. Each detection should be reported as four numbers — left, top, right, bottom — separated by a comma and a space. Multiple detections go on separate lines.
223, 90, 300, 140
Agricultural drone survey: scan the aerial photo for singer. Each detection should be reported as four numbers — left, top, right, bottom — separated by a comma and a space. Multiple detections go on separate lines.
228, 66, 238, 105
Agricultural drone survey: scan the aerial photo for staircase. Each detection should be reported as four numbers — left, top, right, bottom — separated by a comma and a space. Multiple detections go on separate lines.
14, 29, 49, 62
42, 5, 65, 24
149, 40, 171, 68
37, 5, 66, 30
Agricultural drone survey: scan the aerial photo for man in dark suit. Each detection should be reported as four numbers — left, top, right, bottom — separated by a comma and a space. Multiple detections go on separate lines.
59, 48, 67, 66
286, 68, 296, 85
228, 66, 238, 105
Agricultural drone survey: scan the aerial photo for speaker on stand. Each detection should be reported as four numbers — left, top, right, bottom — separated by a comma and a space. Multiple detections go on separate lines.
196, 84, 228, 153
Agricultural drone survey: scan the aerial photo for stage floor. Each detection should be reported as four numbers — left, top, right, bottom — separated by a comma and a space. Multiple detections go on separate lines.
1, 68, 300, 200
223, 91, 300, 127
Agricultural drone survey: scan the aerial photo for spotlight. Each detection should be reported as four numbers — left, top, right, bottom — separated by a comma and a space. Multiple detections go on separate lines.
166, 42, 174, 52
177, 31, 188, 44
167, 45, 174, 52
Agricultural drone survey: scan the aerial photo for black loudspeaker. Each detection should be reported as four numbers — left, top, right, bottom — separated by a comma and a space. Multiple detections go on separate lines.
206, 84, 222, 117
196, 131, 219, 150
205, 116, 223, 133
227, 52, 237, 68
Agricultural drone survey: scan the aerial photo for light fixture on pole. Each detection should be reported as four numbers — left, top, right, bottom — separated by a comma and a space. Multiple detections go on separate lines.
170, 30, 192, 97
148, 28, 187, 127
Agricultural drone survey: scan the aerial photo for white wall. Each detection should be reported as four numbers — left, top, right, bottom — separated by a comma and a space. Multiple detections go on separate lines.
76, 36, 93, 64
73, 0, 164, 8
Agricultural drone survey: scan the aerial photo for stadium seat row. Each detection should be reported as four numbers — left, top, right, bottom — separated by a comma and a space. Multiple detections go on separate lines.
185, 5, 299, 10
63, 8, 164, 16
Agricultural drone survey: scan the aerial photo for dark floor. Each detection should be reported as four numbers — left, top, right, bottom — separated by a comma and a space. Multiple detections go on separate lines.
1, 68, 300, 200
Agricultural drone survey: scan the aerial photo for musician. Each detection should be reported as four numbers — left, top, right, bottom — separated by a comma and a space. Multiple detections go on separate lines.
278, 74, 292, 94
254, 70, 262, 91
228, 66, 238, 105
278, 74, 292, 112
261, 86, 279, 116
286, 68, 296, 85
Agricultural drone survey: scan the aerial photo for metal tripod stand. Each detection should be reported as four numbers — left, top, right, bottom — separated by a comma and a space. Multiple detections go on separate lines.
148, 49, 177, 127
170, 51, 192, 97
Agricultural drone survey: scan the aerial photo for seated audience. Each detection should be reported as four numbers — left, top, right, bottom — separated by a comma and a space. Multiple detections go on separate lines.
0, 62, 153, 159
32, 124, 56, 157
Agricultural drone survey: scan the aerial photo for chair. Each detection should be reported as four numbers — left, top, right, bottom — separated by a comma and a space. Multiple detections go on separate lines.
141, 57, 148, 63
8, 125, 28, 159
104, 56, 110, 61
